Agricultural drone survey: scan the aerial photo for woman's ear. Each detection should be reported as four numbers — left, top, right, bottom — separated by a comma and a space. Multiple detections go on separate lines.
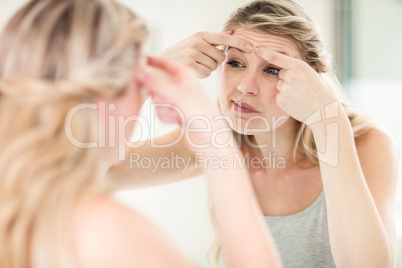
134, 65, 150, 105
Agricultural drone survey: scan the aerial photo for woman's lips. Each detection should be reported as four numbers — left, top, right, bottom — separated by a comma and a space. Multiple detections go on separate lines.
232, 100, 259, 113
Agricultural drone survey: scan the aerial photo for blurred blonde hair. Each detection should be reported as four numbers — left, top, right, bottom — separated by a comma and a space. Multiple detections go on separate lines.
0, 0, 146, 267
209, 0, 374, 265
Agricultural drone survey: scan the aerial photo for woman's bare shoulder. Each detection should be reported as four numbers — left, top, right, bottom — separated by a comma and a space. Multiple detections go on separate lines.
355, 127, 398, 159
355, 127, 399, 186
72, 196, 197, 268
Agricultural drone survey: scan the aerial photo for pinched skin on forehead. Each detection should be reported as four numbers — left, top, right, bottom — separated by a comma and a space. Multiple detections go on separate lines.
230, 28, 303, 60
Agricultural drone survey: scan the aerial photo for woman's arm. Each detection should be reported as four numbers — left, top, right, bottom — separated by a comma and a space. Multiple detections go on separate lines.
138, 56, 282, 267
107, 128, 202, 190
202, 138, 282, 268
107, 31, 252, 190
255, 48, 398, 268
311, 114, 398, 268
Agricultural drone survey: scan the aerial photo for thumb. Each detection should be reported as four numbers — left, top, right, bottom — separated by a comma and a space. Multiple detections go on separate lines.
150, 93, 182, 125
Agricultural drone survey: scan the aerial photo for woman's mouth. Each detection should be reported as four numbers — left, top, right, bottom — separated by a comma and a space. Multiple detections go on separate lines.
232, 100, 259, 113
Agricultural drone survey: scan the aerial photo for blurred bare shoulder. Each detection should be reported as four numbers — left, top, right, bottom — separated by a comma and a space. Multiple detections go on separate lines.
72, 196, 198, 268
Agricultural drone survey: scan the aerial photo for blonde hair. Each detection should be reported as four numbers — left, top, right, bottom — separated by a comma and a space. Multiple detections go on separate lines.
0, 0, 146, 267
209, 0, 374, 265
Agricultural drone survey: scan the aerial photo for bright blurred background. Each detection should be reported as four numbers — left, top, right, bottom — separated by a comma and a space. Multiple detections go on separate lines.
1, 0, 401, 267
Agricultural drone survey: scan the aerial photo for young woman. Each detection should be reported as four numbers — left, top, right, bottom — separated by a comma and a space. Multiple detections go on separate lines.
0, 0, 282, 267
109, 0, 399, 267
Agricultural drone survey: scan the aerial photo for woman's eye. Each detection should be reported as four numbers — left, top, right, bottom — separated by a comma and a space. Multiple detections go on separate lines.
264, 67, 280, 75
226, 60, 245, 68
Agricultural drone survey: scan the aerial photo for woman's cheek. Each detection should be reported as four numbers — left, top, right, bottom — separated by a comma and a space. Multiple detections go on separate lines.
218, 79, 233, 113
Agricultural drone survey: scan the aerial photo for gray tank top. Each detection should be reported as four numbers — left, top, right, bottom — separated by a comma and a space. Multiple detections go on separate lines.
264, 191, 336, 268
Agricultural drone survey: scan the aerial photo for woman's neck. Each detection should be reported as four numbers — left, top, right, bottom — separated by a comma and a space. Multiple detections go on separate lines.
242, 118, 301, 170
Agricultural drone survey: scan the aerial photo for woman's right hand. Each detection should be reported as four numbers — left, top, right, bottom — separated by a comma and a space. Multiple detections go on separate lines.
158, 31, 253, 78
138, 56, 227, 152
138, 56, 282, 268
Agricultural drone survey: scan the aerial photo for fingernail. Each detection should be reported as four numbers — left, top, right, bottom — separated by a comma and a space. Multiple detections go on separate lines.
254, 47, 260, 54
245, 44, 253, 52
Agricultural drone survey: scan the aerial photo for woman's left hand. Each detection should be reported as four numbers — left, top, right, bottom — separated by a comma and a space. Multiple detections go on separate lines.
255, 47, 338, 124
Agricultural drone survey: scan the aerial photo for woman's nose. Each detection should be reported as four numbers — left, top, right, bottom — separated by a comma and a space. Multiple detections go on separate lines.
237, 71, 259, 96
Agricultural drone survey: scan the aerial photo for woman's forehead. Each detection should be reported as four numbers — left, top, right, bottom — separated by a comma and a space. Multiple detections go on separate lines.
232, 28, 302, 59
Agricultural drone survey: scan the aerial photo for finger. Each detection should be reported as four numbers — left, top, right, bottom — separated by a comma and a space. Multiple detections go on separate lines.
200, 45, 226, 65
278, 69, 286, 80
196, 53, 219, 71
201, 31, 253, 52
138, 69, 177, 98
155, 105, 181, 125
151, 93, 168, 104
192, 62, 213, 79
254, 48, 295, 69
276, 80, 284, 92
276, 92, 284, 108
151, 92, 183, 125
152, 96, 181, 124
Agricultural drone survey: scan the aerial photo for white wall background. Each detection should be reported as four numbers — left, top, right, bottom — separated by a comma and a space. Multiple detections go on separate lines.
0, 0, 400, 267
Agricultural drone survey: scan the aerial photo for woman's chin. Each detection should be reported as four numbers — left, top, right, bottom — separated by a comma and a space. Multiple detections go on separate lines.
227, 114, 291, 135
